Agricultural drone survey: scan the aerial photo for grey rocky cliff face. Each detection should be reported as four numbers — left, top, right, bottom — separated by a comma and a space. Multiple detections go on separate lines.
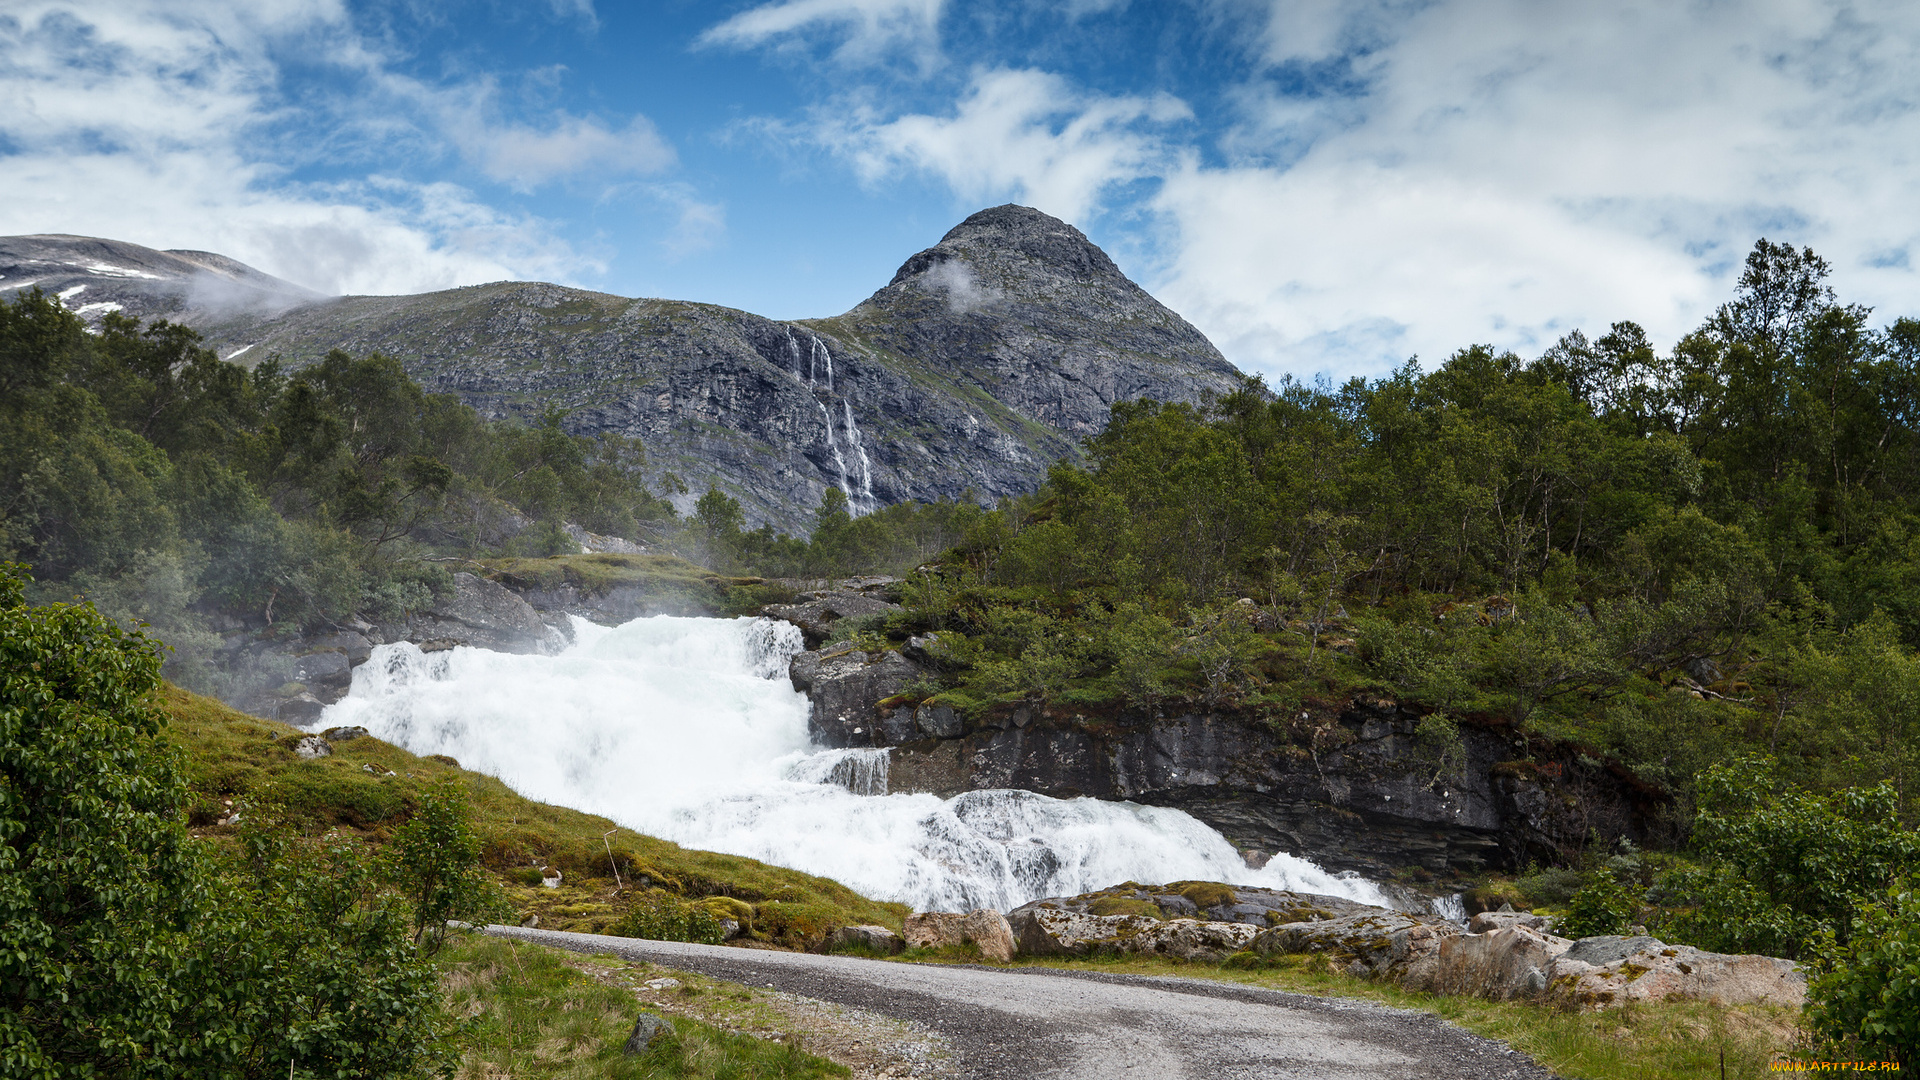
787, 644, 1660, 879
6, 207, 1245, 533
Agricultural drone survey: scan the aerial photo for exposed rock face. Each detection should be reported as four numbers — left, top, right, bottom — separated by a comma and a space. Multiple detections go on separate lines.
764, 588, 901, 648
903, 910, 1016, 962
1412, 925, 1564, 999
214, 572, 564, 722
1549, 935, 1806, 1008
6, 207, 1246, 533
1250, 910, 1461, 982
399, 572, 556, 654
784, 647, 1659, 876
1010, 908, 1263, 962
789, 646, 927, 746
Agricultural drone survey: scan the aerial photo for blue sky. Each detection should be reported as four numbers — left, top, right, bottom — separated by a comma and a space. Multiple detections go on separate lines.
4, 1, 1919, 382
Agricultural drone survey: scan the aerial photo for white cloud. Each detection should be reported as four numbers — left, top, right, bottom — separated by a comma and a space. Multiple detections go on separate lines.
648, 184, 728, 259
813, 68, 1190, 224
798, 0, 1920, 379
698, 0, 945, 65
0, 0, 662, 295
1149, 0, 1920, 378
457, 112, 675, 192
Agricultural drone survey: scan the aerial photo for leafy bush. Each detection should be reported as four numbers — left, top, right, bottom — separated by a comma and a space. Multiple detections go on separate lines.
1558, 869, 1642, 939
1649, 756, 1920, 958
613, 890, 726, 945
386, 777, 503, 954
1807, 878, 1920, 1066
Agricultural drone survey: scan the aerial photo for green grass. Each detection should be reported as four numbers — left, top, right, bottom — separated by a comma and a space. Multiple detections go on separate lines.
440, 936, 847, 1079
160, 684, 908, 946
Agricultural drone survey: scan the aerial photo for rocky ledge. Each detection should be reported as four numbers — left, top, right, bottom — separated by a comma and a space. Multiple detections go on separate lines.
215, 572, 563, 723
783, 639, 1662, 878
897, 882, 1805, 1011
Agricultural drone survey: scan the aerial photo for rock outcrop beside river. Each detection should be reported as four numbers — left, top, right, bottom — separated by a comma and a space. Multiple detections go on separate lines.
906, 882, 1806, 1010
784, 639, 1661, 878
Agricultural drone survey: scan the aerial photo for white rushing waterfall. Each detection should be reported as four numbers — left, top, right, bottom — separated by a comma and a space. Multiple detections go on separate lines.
322, 615, 1388, 913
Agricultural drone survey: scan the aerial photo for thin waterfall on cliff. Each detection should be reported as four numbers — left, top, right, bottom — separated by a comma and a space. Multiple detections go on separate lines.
321, 615, 1389, 913
841, 400, 875, 512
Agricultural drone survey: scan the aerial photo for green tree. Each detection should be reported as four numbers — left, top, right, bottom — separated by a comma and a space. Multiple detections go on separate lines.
0, 564, 199, 1077
386, 778, 492, 956
0, 566, 458, 1077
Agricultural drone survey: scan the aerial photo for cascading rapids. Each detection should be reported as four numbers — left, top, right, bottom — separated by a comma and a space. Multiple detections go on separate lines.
321, 614, 1388, 913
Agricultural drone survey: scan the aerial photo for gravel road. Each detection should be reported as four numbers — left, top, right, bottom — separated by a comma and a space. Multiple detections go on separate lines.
487, 925, 1558, 1080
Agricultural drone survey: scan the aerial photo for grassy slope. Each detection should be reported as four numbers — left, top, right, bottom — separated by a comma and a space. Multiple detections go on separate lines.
441, 936, 848, 1079
161, 684, 907, 946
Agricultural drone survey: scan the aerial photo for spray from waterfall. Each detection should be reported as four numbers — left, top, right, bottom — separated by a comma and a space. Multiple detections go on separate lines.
321, 615, 1391, 913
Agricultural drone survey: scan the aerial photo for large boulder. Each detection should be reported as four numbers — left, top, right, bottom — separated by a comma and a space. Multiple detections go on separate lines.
790, 646, 928, 747
1008, 907, 1258, 961
1248, 909, 1460, 980
830, 924, 905, 955
765, 588, 900, 647
1549, 935, 1806, 1008
904, 909, 1016, 962
1009, 907, 1158, 957
1468, 909, 1555, 935
1413, 925, 1571, 1000
403, 572, 556, 654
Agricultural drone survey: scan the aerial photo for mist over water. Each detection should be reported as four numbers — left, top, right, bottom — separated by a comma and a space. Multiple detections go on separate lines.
322, 614, 1388, 912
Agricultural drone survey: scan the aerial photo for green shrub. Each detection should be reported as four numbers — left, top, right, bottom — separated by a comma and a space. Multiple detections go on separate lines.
613, 891, 726, 945
1808, 878, 1920, 1066
1558, 870, 1641, 939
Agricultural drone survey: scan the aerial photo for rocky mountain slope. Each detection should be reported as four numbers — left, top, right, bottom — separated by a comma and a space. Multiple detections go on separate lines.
4, 208, 1243, 531
0, 233, 322, 326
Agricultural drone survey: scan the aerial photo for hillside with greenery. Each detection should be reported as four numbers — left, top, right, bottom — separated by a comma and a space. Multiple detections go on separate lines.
752, 241, 1920, 807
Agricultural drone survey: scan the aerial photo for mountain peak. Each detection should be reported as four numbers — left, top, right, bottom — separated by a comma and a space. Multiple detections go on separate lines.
885, 204, 1122, 288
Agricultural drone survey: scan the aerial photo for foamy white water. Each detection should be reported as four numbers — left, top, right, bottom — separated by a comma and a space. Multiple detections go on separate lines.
322, 614, 1388, 912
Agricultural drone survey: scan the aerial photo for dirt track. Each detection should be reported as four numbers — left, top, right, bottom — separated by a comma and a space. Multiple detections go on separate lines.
487, 925, 1558, 1080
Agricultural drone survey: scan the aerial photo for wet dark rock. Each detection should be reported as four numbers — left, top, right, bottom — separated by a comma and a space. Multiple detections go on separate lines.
853, 697, 1660, 877
323, 725, 370, 743
277, 695, 327, 724
402, 572, 553, 654
790, 648, 926, 747
306, 630, 373, 665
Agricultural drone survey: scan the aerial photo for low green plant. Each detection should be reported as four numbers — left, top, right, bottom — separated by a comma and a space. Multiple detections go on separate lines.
1558, 869, 1641, 939
613, 891, 726, 945
387, 776, 504, 954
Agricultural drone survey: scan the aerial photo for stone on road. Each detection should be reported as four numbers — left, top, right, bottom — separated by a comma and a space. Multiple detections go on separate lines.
486, 925, 1556, 1080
